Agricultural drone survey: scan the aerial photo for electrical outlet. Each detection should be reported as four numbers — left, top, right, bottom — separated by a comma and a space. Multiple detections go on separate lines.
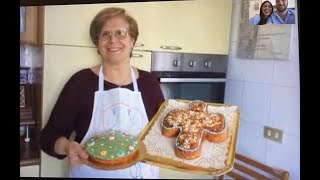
264, 126, 283, 143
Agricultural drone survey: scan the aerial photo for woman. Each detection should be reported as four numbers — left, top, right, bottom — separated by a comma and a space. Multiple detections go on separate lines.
249, 1, 273, 25
39, 7, 165, 178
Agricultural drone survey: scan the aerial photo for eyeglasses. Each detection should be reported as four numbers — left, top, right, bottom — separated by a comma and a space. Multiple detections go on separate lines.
99, 29, 129, 41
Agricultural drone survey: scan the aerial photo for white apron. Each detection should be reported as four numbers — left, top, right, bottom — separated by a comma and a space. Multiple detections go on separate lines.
68, 65, 159, 179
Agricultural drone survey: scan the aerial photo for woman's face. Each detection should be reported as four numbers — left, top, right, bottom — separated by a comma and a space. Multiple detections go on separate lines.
261, 2, 273, 16
97, 16, 134, 64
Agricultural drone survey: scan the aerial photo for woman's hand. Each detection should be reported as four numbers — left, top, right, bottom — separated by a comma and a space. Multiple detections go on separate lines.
54, 137, 89, 165
67, 140, 89, 165
68, 141, 89, 165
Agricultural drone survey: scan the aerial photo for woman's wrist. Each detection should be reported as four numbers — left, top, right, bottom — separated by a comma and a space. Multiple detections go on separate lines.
54, 137, 71, 156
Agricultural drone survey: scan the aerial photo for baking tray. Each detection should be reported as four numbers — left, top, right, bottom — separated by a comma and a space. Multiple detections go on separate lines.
138, 99, 240, 176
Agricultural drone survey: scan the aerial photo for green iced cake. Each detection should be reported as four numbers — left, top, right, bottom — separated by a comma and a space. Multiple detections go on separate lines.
85, 130, 139, 165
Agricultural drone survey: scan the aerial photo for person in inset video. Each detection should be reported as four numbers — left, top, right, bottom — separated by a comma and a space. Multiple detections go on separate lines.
249, 1, 273, 25
270, 0, 295, 24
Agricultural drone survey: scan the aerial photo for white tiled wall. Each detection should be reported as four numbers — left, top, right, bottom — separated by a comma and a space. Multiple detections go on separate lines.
266, 135, 300, 180
224, 0, 300, 179
241, 83, 272, 125
225, 59, 247, 81
224, 80, 245, 108
243, 60, 274, 83
269, 86, 300, 136
273, 61, 300, 87
236, 121, 267, 163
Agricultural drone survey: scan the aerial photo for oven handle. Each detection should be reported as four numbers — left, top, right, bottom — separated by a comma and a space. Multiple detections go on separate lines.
159, 78, 226, 83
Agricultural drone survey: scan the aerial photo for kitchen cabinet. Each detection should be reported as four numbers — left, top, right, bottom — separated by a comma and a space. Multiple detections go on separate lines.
20, 165, 40, 177
130, 50, 152, 72
44, 0, 232, 55
136, 0, 232, 54
20, 6, 39, 45
44, 2, 154, 48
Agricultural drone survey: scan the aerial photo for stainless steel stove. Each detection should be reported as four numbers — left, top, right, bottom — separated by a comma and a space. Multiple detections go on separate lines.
151, 51, 228, 103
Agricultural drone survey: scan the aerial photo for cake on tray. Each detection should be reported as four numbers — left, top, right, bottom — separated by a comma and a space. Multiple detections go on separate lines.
161, 101, 228, 159
85, 130, 140, 167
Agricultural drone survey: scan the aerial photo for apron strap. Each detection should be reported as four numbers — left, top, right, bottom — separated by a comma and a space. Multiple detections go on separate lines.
98, 65, 139, 92
130, 67, 139, 92
98, 65, 104, 91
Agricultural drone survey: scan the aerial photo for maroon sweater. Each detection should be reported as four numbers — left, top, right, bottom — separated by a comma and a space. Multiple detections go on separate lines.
40, 68, 165, 159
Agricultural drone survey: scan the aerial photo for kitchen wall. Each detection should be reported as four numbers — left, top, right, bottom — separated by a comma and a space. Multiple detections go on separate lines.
224, 0, 300, 179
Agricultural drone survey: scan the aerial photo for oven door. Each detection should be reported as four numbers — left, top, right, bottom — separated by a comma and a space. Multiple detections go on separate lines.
158, 77, 226, 103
